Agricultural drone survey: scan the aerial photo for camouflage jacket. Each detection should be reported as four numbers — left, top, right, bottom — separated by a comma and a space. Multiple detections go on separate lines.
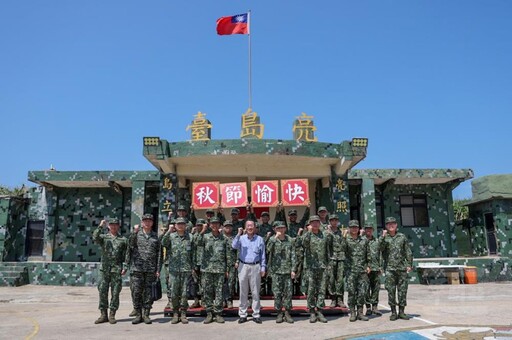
344, 235, 370, 274
326, 228, 346, 261
301, 230, 329, 270
276, 207, 310, 238
161, 231, 195, 273
92, 227, 128, 273
364, 235, 382, 271
196, 232, 232, 274
257, 222, 274, 239
379, 232, 413, 271
223, 234, 238, 267
125, 230, 161, 273
266, 235, 296, 275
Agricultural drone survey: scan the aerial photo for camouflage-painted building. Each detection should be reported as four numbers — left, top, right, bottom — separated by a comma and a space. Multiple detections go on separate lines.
1, 135, 510, 286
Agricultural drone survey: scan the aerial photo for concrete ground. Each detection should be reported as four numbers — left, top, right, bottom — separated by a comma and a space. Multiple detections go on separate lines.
0, 283, 511, 340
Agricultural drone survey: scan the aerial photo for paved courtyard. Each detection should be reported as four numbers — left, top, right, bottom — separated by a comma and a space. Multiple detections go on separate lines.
0, 282, 511, 339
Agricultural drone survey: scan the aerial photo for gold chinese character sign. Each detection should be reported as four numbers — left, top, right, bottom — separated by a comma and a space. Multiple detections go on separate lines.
186, 112, 212, 141
293, 112, 317, 142
240, 108, 264, 139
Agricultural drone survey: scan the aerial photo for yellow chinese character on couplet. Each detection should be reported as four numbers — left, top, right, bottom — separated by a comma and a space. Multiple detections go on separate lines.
240, 108, 264, 139
336, 179, 346, 191
162, 177, 173, 190
336, 200, 348, 213
293, 112, 318, 142
186, 112, 212, 141
162, 200, 173, 212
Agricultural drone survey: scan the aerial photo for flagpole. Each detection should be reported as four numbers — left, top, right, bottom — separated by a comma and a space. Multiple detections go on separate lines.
248, 10, 252, 110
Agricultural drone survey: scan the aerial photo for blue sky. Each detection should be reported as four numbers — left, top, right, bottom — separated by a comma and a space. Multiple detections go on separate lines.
1, 1, 511, 199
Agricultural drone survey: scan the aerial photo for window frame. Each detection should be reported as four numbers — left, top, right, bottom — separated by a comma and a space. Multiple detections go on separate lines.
399, 194, 429, 227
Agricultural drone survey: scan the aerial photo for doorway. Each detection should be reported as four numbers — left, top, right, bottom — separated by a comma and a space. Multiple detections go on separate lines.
26, 220, 45, 257
484, 213, 498, 255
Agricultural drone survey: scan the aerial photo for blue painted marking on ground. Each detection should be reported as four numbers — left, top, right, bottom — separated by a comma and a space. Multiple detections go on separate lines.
348, 331, 429, 340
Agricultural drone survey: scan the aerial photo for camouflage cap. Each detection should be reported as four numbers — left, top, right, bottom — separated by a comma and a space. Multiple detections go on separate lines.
328, 214, 339, 220
177, 204, 187, 211
196, 218, 206, 225
309, 215, 321, 222
261, 211, 270, 217
142, 213, 153, 220
288, 209, 298, 216
223, 220, 233, 227
175, 217, 187, 224
108, 218, 120, 225
210, 217, 220, 223
205, 209, 215, 214
385, 217, 397, 224
274, 221, 286, 228
231, 208, 240, 215
364, 224, 374, 229
317, 206, 328, 212
348, 219, 360, 227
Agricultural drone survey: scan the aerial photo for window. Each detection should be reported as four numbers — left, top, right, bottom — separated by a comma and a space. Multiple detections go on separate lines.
375, 192, 385, 230
399, 195, 429, 227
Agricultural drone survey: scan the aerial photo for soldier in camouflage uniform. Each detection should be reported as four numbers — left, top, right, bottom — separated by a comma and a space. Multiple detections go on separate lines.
125, 213, 161, 325
92, 218, 127, 324
363, 224, 383, 316
196, 217, 232, 324
190, 218, 207, 308
344, 220, 370, 322
317, 206, 329, 230
161, 212, 173, 310
380, 217, 413, 321
222, 220, 237, 308
326, 214, 347, 308
267, 221, 296, 324
176, 204, 194, 233
161, 217, 195, 324
300, 215, 329, 323
257, 211, 274, 296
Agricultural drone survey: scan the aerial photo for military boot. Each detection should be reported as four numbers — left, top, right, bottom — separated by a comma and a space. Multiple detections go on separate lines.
316, 311, 328, 323
398, 306, 410, 320
129, 308, 138, 317
132, 309, 143, 324
165, 299, 172, 310
365, 304, 372, 316
170, 312, 180, 324
94, 309, 108, 324
142, 309, 152, 324
108, 310, 117, 324
389, 306, 398, 321
349, 309, 357, 322
276, 312, 284, 323
203, 312, 214, 324
357, 306, 369, 321
309, 310, 317, 323
330, 296, 337, 308
215, 313, 225, 324
372, 304, 382, 316
190, 297, 201, 308
180, 311, 189, 324
337, 298, 347, 308
284, 310, 294, 324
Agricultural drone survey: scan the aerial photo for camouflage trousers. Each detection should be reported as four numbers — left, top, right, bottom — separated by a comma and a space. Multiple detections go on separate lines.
366, 270, 381, 305
131, 271, 157, 310
203, 272, 224, 314
306, 268, 327, 310
346, 270, 369, 308
98, 270, 122, 311
169, 271, 191, 311
164, 264, 171, 299
385, 270, 409, 307
328, 260, 345, 296
271, 273, 293, 311
224, 265, 237, 301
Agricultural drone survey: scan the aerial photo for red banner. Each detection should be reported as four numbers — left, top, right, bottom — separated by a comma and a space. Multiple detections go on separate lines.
192, 182, 220, 210
251, 180, 279, 207
220, 182, 248, 208
281, 179, 310, 206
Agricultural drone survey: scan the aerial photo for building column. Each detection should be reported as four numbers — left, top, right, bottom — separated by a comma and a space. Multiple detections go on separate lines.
331, 169, 350, 229
361, 178, 377, 231
131, 181, 145, 228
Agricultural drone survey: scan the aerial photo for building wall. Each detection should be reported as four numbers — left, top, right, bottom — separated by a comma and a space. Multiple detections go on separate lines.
380, 184, 456, 258
468, 199, 512, 257
51, 187, 132, 262
0, 197, 28, 261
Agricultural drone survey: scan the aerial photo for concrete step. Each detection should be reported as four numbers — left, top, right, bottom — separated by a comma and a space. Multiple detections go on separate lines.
0, 276, 27, 287
0, 264, 28, 287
